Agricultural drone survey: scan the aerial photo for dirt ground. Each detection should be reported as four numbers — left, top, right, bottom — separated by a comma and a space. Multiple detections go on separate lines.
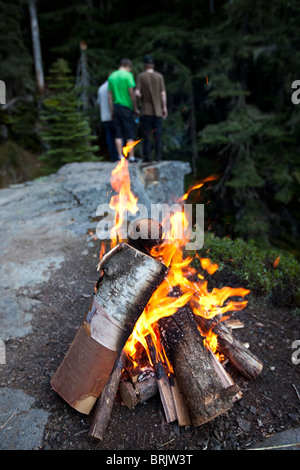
1, 236, 299, 451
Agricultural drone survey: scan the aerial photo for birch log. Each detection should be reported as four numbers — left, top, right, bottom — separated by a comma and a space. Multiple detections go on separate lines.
51, 243, 167, 414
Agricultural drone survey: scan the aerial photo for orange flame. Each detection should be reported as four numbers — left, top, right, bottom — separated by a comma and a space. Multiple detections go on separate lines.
89, 230, 98, 240
124, 185, 250, 369
108, 141, 140, 248
203, 329, 224, 362
203, 328, 218, 353
99, 241, 106, 261
100, 155, 250, 369
122, 139, 141, 158
179, 174, 218, 202
196, 254, 219, 275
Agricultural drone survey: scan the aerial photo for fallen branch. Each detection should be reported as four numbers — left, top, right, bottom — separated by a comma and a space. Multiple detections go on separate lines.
88, 351, 126, 441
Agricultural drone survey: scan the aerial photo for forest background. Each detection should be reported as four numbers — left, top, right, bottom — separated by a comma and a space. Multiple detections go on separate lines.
0, 0, 299, 305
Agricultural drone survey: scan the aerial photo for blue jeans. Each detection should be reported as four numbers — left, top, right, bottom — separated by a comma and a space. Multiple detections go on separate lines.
103, 121, 118, 161
140, 115, 162, 161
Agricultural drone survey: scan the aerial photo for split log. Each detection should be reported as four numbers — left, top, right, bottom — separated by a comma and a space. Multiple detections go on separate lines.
120, 360, 191, 425
194, 315, 263, 380
158, 305, 240, 427
207, 347, 242, 402
171, 377, 192, 426
145, 334, 177, 423
50, 242, 168, 414
119, 372, 158, 409
225, 318, 244, 330
88, 351, 126, 440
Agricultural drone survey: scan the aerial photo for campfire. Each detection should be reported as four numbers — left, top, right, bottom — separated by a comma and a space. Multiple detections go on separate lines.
51, 141, 263, 440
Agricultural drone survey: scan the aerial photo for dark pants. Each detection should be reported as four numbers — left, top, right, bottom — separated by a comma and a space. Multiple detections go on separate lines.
103, 121, 118, 161
140, 115, 162, 161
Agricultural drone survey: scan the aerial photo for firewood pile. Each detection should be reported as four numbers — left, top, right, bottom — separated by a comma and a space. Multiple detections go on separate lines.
50, 219, 263, 441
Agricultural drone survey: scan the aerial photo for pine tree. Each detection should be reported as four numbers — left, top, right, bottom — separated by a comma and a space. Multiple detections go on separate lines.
39, 58, 99, 172
192, 0, 300, 246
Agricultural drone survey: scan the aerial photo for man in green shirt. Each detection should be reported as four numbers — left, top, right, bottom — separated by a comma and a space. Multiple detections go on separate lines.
108, 58, 139, 161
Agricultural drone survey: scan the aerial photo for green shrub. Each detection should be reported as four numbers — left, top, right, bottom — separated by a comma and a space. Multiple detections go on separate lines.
192, 233, 300, 306
0, 141, 42, 187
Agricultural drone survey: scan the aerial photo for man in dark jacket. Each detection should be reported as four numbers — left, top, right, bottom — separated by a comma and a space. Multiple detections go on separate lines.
136, 55, 168, 161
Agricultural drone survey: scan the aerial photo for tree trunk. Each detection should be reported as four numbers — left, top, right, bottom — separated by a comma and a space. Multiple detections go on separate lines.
76, 41, 90, 110
28, 0, 45, 94
189, 79, 198, 177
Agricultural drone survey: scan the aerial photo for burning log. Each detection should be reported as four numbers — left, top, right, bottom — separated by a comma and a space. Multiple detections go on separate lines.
194, 315, 263, 380
130, 218, 263, 381
49, 142, 265, 442
51, 242, 168, 414
145, 334, 177, 423
128, 218, 163, 254
158, 305, 240, 427
122, 334, 192, 426
119, 370, 158, 409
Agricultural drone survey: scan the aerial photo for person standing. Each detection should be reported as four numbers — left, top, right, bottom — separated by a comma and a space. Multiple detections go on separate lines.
136, 55, 168, 162
97, 80, 118, 162
108, 58, 139, 161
